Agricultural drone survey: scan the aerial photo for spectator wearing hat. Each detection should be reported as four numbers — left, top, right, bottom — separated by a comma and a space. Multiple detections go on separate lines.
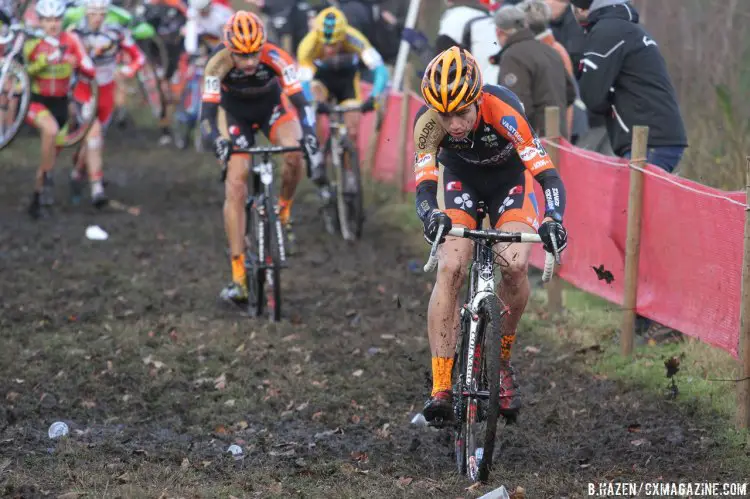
522, 0, 589, 142
545, 0, 585, 68
492, 4, 575, 137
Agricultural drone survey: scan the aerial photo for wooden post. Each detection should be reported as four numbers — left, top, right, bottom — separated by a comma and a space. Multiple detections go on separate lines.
621, 126, 649, 356
544, 107, 563, 315
398, 65, 412, 200
736, 156, 750, 430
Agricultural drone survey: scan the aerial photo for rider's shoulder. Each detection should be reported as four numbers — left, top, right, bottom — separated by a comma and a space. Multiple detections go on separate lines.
205, 45, 233, 77
480, 84, 525, 117
343, 26, 370, 51
413, 106, 445, 144
259, 42, 295, 67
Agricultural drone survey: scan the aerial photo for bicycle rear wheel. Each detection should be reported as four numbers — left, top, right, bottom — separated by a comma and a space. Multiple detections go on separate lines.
335, 138, 364, 241
465, 296, 506, 483
0, 58, 31, 151
137, 59, 166, 121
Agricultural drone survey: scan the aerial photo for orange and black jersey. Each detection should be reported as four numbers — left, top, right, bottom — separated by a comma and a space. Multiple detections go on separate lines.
200, 43, 314, 140
413, 84, 566, 223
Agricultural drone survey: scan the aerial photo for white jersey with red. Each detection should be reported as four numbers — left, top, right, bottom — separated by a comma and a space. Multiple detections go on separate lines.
184, 2, 233, 54
71, 20, 145, 86
71, 21, 144, 128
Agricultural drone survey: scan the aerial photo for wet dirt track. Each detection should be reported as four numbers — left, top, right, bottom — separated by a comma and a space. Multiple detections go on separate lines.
0, 131, 747, 498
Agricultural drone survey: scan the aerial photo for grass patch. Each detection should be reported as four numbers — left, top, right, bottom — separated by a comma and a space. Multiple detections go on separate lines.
523, 284, 749, 445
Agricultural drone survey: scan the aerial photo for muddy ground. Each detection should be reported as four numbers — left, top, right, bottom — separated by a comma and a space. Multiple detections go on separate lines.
0, 128, 748, 498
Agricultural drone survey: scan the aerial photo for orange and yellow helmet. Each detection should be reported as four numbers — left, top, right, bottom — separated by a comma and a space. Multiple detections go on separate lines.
222, 11, 266, 54
314, 7, 348, 45
421, 46, 483, 113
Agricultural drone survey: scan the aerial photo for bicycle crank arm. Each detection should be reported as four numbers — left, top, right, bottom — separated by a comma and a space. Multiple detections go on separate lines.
460, 390, 490, 399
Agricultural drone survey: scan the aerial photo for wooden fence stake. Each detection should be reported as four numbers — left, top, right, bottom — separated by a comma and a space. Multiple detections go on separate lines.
736, 156, 750, 431
544, 106, 563, 315
398, 65, 412, 201
621, 126, 649, 356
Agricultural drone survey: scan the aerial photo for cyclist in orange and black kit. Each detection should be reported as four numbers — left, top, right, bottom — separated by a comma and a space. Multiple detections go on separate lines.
414, 47, 569, 422
200, 11, 324, 304
23, 0, 97, 219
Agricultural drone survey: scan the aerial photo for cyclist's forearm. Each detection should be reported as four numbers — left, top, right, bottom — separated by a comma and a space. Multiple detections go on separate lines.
201, 101, 220, 141
26, 55, 48, 76
288, 91, 315, 130
370, 65, 389, 98
534, 169, 567, 219
415, 180, 439, 222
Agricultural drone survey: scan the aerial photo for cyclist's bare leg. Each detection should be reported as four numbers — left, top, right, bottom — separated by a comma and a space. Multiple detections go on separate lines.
83, 120, 103, 180
342, 109, 361, 149
114, 72, 127, 115
34, 113, 60, 191
311, 82, 328, 150
271, 118, 304, 220
223, 155, 250, 260
427, 234, 472, 393
494, 221, 534, 355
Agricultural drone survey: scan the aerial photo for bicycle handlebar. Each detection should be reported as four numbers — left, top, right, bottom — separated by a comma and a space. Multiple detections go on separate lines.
423, 225, 558, 282
316, 102, 364, 115
230, 145, 303, 155
0, 24, 60, 46
220, 145, 304, 181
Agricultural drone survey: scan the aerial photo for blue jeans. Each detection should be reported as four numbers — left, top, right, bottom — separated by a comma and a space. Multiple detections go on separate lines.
623, 146, 685, 174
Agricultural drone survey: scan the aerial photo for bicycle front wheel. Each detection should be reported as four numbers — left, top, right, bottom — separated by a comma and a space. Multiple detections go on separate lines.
245, 195, 264, 318
0, 58, 31, 151
333, 138, 364, 240
465, 296, 506, 483
262, 193, 283, 322
57, 79, 99, 148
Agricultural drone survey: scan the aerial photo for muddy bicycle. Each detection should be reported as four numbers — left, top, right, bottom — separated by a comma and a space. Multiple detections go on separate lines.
423, 201, 560, 482
222, 145, 300, 322
316, 101, 367, 241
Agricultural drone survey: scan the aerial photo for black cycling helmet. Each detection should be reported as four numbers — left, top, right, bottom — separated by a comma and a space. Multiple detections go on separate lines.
570, 0, 594, 8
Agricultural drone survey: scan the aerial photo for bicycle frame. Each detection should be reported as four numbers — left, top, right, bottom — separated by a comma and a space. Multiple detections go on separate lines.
249, 151, 287, 265
461, 226, 502, 398
323, 104, 359, 170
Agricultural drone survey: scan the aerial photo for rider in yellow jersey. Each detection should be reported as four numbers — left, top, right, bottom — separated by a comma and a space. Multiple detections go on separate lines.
296, 7, 389, 153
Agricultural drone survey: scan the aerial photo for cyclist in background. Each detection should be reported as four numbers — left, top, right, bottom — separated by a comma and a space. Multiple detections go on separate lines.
23, 0, 97, 219
183, 0, 232, 56
141, 0, 188, 145
69, 0, 145, 207
413, 46, 568, 422
200, 11, 324, 305
296, 6, 389, 162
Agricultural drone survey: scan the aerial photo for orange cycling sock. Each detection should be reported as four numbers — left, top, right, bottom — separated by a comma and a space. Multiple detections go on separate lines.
231, 254, 246, 284
500, 333, 516, 362
431, 357, 454, 396
278, 197, 293, 224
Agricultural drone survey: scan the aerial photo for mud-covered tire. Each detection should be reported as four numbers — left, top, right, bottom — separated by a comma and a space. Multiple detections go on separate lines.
0, 58, 31, 151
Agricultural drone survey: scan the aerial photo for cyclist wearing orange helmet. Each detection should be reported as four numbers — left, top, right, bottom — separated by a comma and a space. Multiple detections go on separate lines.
200, 10, 324, 304
414, 46, 569, 423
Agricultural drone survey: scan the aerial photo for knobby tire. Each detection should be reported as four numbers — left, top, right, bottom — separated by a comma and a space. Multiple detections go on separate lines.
474, 297, 504, 482
0, 58, 31, 151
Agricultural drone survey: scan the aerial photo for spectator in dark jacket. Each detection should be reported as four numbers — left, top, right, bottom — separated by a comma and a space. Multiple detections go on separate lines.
572, 0, 688, 172
492, 4, 575, 137
546, 0, 585, 67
